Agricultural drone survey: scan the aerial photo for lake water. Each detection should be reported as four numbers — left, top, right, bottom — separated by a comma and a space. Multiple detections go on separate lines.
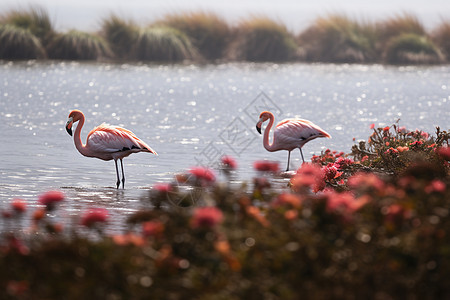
1, 61, 449, 232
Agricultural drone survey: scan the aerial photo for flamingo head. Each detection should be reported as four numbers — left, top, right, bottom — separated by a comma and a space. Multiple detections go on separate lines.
66, 110, 83, 136
256, 111, 272, 134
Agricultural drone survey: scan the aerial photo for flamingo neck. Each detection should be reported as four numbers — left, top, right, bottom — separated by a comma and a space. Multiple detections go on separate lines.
263, 113, 278, 152
73, 113, 92, 157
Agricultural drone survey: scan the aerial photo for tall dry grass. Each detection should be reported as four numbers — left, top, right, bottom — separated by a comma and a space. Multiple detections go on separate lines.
133, 26, 197, 62
230, 16, 297, 62
0, 6, 54, 46
298, 14, 377, 63
432, 21, 450, 60
101, 14, 139, 60
160, 12, 231, 60
46, 30, 112, 60
0, 24, 45, 59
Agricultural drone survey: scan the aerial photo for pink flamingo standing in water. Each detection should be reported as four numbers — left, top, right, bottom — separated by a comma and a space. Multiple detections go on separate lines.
256, 111, 331, 171
65, 109, 157, 189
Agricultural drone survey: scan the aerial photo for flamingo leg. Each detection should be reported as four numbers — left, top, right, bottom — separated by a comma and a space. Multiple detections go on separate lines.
286, 151, 291, 171
114, 159, 121, 189
299, 148, 305, 163
120, 159, 125, 189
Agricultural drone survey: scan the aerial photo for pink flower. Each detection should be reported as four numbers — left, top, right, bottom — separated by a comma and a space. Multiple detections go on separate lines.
188, 167, 216, 185
290, 163, 325, 193
142, 220, 165, 237
397, 126, 407, 134
38, 190, 64, 210
272, 193, 302, 209
221, 155, 237, 170
396, 146, 409, 152
323, 164, 343, 180
369, 123, 375, 129
348, 172, 385, 194
325, 190, 368, 214
437, 146, 450, 160
425, 180, 446, 194
421, 131, 430, 140
11, 199, 26, 213
384, 147, 399, 154
334, 157, 354, 169
253, 160, 279, 173
153, 182, 172, 193
191, 207, 224, 229
81, 208, 109, 227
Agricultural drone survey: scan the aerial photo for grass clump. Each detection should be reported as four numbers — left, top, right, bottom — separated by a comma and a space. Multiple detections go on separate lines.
0, 6, 54, 46
46, 30, 112, 60
160, 12, 231, 61
101, 14, 139, 60
432, 21, 450, 61
298, 14, 377, 63
133, 26, 197, 62
230, 16, 297, 62
383, 33, 443, 64
0, 24, 45, 59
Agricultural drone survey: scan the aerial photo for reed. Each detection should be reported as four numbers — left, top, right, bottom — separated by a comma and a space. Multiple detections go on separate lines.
160, 12, 231, 60
298, 14, 377, 63
1, 6, 54, 46
383, 33, 443, 64
230, 16, 297, 62
133, 26, 197, 62
0, 24, 45, 59
432, 21, 450, 61
101, 14, 139, 60
46, 30, 112, 60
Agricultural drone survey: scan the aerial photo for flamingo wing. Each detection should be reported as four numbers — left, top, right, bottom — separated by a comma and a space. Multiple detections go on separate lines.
86, 124, 157, 156
275, 119, 331, 149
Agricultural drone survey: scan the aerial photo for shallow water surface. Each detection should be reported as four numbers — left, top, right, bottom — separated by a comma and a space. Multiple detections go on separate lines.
1, 61, 449, 232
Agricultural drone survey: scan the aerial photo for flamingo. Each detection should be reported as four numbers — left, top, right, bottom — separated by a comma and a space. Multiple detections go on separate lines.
256, 111, 331, 171
65, 109, 157, 189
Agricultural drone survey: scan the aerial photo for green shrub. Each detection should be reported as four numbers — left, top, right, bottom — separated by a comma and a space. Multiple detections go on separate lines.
160, 12, 231, 60
298, 14, 377, 63
101, 14, 139, 60
46, 30, 112, 60
0, 24, 45, 59
432, 21, 450, 61
133, 26, 197, 62
383, 33, 444, 64
1, 6, 54, 46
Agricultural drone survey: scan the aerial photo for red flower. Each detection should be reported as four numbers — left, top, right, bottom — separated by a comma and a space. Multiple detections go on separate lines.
11, 199, 26, 213
221, 155, 237, 170
369, 123, 375, 129
189, 167, 216, 184
142, 220, 165, 237
253, 160, 279, 173
191, 206, 223, 229
383, 126, 390, 132
323, 164, 343, 180
38, 190, 64, 208
81, 208, 109, 227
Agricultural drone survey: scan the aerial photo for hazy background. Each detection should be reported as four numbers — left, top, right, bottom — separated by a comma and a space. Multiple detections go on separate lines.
1, 0, 449, 32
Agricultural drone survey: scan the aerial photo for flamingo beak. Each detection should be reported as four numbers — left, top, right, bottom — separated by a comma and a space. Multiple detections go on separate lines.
66, 118, 73, 136
256, 121, 262, 134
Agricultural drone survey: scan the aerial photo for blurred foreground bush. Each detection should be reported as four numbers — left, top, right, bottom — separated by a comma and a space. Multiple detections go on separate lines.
1, 124, 449, 299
